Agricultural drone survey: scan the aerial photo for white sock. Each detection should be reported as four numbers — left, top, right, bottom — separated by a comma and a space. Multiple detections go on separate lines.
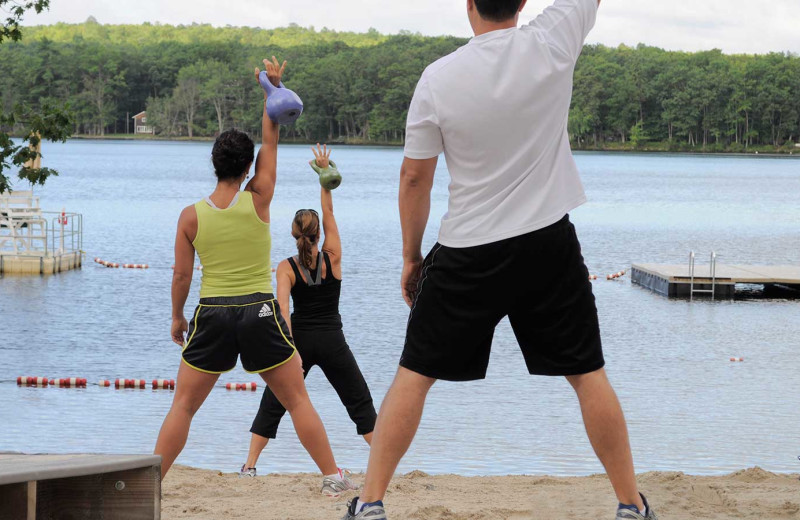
355, 499, 366, 513
325, 468, 342, 480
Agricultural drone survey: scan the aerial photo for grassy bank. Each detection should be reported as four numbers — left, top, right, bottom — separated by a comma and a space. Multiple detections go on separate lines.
66, 134, 406, 147
59, 135, 800, 155
573, 140, 800, 155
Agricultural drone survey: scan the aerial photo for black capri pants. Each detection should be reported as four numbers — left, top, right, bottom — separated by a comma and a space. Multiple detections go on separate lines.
250, 328, 377, 438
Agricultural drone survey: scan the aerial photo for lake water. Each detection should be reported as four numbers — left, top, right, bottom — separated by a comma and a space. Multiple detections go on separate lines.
1, 141, 799, 477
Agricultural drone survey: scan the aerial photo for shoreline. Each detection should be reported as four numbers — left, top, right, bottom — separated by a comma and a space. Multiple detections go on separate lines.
53, 135, 800, 155
163, 465, 800, 519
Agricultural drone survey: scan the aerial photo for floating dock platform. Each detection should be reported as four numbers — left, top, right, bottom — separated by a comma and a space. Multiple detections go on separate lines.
0, 251, 82, 275
2, 190, 83, 275
631, 263, 800, 298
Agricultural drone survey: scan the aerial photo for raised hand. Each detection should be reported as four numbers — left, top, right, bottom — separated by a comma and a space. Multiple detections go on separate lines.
311, 143, 331, 169
254, 55, 287, 94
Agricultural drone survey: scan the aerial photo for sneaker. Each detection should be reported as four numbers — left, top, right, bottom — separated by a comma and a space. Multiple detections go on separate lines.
322, 468, 359, 497
238, 464, 257, 478
616, 493, 657, 519
341, 497, 387, 520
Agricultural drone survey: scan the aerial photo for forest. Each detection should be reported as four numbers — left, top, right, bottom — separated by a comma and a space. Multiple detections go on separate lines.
1, 19, 799, 151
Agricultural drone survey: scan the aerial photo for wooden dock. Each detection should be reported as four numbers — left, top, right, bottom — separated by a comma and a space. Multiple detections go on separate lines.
631, 263, 800, 298
0, 453, 161, 519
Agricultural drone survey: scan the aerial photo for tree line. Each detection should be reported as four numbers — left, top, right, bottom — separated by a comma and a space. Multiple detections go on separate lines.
1, 20, 799, 151
571, 44, 800, 151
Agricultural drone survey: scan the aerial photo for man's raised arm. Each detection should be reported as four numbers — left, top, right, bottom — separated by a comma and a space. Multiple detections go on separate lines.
525, 0, 599, 60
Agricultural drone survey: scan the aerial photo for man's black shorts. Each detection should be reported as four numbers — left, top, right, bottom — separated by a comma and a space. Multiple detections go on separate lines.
182, 293, 296, 374
400, 215, 604, 381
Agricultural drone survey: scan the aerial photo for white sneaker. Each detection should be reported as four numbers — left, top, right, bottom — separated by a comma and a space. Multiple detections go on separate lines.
321, 468, 359, 497
238, 464, 257, 478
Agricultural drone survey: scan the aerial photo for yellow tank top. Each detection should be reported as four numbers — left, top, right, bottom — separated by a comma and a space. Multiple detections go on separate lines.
192, 190, 272, 298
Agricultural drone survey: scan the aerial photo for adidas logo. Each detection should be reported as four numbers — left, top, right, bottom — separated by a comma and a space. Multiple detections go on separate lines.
258, 303, 273, 318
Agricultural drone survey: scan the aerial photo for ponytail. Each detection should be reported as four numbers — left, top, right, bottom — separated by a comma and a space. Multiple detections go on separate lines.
296, 235, 316, 270
291, 210, 320, 270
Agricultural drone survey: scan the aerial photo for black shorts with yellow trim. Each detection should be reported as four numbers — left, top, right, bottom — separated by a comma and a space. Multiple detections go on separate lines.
182, 292, 296, 374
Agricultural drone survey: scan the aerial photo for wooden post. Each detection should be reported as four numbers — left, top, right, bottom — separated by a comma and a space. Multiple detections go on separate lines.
22, 132, 42, 170
27, 481, 36, 520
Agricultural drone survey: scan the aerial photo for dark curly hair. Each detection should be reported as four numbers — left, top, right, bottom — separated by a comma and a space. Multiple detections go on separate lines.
211, 129, 255, 181
474, 0, 524, 22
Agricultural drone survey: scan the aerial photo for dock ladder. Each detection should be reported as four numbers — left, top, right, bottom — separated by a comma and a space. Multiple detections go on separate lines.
689, 251, 717, 300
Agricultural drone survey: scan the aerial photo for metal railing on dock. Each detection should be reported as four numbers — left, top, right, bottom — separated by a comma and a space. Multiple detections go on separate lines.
689, 251, 717, 300
0, 211, 83, 257
1, 191, 84, 274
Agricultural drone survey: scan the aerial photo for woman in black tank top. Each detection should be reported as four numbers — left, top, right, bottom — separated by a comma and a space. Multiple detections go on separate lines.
241, 145, 377, 475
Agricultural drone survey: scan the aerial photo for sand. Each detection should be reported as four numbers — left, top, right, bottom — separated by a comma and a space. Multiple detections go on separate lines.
162, 466, 800, 519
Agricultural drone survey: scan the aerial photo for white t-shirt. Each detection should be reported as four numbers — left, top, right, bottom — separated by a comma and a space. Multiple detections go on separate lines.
404, 0, 598, 248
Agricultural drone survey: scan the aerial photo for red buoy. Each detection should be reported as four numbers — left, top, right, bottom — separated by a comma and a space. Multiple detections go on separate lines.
225, 382, 258, 391
115, 378, 147, 389
57, 378, 87, 388
21, 376, 49, 387
152, 379, 174, 390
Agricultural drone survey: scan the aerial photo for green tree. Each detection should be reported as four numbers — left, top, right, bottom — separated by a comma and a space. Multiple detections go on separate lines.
629, 120, 648, 148
0, 0, 72, 193
173, 63, 205, 138
145, 94, 180, 136
200, 60, 237, 134
80, 49, 126, 136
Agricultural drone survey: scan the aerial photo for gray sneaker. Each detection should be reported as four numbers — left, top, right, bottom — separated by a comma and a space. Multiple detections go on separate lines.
238, 465, 256, 478
341, 497, 387, 520
616, 493, 657, 519
321, 468, 359, 497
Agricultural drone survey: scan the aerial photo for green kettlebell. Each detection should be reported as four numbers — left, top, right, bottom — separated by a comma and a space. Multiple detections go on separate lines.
309, 159, 342, 190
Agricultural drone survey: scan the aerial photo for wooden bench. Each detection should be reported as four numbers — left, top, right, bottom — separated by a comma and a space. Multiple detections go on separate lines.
0, 453, 161, 519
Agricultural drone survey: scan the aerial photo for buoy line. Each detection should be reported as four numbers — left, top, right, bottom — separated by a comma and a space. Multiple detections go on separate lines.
13, 377, 260, 392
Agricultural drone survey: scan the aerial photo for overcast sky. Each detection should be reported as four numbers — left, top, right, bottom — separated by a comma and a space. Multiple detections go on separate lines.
21, 0, 800, 54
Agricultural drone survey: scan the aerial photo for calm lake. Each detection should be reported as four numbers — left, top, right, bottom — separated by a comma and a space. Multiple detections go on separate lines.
1, 140, 799, 476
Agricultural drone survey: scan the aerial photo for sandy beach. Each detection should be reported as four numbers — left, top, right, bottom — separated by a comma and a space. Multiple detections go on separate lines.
162, 466, 800, 519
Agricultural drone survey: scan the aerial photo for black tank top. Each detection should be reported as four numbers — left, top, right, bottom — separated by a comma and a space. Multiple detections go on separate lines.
287, 252, 342, 331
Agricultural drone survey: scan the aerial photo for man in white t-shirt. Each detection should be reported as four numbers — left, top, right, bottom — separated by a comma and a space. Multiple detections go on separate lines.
342, 1, 657, 519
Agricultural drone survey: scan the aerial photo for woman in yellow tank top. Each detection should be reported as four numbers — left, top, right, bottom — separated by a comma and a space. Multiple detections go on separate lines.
154, 58, 356, 495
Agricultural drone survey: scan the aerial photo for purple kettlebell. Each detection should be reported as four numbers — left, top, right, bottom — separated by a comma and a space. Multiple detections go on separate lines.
258, 71, 304, 125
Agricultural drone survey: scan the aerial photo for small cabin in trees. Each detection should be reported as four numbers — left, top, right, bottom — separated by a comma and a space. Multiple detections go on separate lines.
132, 112, 153, 135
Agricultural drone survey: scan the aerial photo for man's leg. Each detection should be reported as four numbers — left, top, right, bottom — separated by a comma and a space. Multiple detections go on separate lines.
359, 367, 436, 502
566, 367, 645, 512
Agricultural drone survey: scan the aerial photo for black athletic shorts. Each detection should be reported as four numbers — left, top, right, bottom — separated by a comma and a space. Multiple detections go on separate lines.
182, 293, 296, 374
400, 215, 604, 381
